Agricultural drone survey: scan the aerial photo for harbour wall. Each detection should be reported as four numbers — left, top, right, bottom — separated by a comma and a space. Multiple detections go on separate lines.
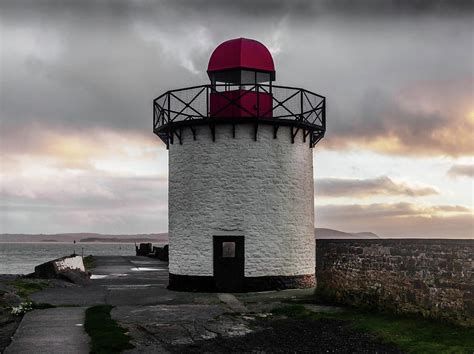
316, 239, 473, 326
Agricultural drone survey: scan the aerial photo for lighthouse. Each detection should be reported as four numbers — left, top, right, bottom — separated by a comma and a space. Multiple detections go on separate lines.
153, 38, 326, 292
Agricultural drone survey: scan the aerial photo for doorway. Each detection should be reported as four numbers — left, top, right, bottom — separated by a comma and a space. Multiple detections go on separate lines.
213, 236, 245, 292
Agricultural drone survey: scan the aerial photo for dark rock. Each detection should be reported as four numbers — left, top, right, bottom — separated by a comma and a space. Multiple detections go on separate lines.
136, 243, 153, 256
152, 245, 169, 262
60, 270, 90, 286
1, 292, 22, 307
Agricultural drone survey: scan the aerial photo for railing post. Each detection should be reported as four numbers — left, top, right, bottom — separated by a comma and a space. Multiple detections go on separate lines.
167, 92, 171, 123
206, 85, 209, 118
256, 84, 260, 118
322, 98, 326, 128
300, 89, 303, 121
153, 101, 155, 129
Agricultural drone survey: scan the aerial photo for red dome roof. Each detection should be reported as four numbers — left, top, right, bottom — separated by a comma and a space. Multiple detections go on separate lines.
207, 38, 275, 77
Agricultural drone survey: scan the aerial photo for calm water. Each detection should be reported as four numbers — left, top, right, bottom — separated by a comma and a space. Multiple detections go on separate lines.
0, 243, 137, 274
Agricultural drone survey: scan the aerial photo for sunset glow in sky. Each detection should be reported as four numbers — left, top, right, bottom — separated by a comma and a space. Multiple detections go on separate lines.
1, 0, 473, 238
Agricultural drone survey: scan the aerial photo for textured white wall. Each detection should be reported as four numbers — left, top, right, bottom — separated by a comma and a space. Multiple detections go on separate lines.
168, 124, 315, 277
54, 256, 85, 272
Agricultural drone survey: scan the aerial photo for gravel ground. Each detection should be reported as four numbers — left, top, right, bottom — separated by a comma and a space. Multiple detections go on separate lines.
0, 310, 21, 352
0, 275, 22, 352
170, 317, 404, 353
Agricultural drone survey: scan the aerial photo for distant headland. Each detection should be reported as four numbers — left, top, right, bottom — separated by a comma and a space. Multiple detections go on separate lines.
0, 229, 379, 243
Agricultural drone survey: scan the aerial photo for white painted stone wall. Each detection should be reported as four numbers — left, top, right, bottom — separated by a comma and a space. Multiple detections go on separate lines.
168, 124, 315, 277
54, 256, 85, 272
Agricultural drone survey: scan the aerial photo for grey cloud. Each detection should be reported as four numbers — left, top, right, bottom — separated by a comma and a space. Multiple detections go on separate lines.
0, 174, 169, 233
309, 0, 474, 16
4, 0, 472, 18
1, 0, 473, 157
447, 164, 474, 178
432, 205, 471, 212
0, 204, 167, 234
321, 202, 470, 218
1, 175, 168, 209
316, 176, 438, 197
316, 202, 473, 238
2, 1, 472, 235
1, 1, 202, 136
144, 0, 474, 17
322, 79, 474, 156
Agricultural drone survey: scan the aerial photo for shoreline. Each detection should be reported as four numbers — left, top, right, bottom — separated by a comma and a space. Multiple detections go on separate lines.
0, 241, 165, 244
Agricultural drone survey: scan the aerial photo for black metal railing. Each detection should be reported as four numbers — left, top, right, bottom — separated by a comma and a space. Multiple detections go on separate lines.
153, 84, 325, 147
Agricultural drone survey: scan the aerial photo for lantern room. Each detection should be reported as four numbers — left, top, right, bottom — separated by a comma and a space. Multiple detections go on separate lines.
207, 38, 276, 85
208, 38, 275, 118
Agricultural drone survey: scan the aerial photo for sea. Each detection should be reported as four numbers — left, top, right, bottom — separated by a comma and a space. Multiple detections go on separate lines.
0, 242, 136, 275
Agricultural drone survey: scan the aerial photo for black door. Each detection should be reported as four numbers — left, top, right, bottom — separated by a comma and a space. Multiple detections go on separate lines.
213, 236, 244, 292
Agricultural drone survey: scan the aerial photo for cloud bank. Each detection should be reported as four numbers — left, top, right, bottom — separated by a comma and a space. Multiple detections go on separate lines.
448, 164, 474, 178
316, 202, 473, 238
316, 176, 438, 198
1, 0, 473, 157
1, 0, 472, 236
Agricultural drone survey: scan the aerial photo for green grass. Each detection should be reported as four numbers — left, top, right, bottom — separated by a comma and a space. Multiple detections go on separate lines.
272, 304, 474, 353
7, 279, 51, 299
85, 305, 134, 354
272, 304, 310, 317
83, 255, 95, 270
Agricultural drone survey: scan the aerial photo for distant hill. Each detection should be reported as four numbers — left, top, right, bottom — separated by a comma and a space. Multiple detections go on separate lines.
1, 229, 380, 243
79, 237, 161, 243
315, 228, 380, 239
0, 233, 169, 243
352, 232, 380, 239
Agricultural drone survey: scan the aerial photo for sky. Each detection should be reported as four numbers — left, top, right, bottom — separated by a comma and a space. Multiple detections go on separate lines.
0, 0, 473, 238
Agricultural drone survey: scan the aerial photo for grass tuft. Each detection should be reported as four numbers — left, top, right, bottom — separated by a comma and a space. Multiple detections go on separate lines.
271, 304, 310, 317
7, 279, 50, 300
346, 311, 474, 354
83, 255, 95, 270
85, 305, 134, 354
271, 305, 474, 353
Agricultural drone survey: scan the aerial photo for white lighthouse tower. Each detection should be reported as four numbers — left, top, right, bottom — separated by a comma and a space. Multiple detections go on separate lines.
153, 38, 326, 292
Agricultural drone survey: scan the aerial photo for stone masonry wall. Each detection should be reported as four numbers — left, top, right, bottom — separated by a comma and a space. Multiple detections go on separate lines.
316, 239, 473, 326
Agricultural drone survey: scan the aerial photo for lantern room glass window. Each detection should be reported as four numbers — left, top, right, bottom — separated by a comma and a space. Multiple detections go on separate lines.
210, 70, 271, 86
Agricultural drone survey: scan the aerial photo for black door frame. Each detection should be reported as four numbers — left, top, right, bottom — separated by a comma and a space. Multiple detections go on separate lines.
213, 235, 245, 292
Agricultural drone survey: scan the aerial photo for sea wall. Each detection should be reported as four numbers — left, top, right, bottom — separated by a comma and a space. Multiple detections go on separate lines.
316, 239, 473, 326
34, 255, 89, 285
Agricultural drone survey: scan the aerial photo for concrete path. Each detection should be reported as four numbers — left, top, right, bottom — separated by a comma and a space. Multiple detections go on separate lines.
30, 256, 208, 307
218, 293, 248, 313
5, 256, 322, 353
5, 307, 89, 354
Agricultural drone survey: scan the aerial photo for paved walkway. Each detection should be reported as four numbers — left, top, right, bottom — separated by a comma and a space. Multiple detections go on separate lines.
217, 293, 248, 313
5, 256, 318, 353
5, 307, 89, 354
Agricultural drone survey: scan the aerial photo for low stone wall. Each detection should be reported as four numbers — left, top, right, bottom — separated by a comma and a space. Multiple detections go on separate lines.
34, 255, 89, 285
316, 239, 473, 326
